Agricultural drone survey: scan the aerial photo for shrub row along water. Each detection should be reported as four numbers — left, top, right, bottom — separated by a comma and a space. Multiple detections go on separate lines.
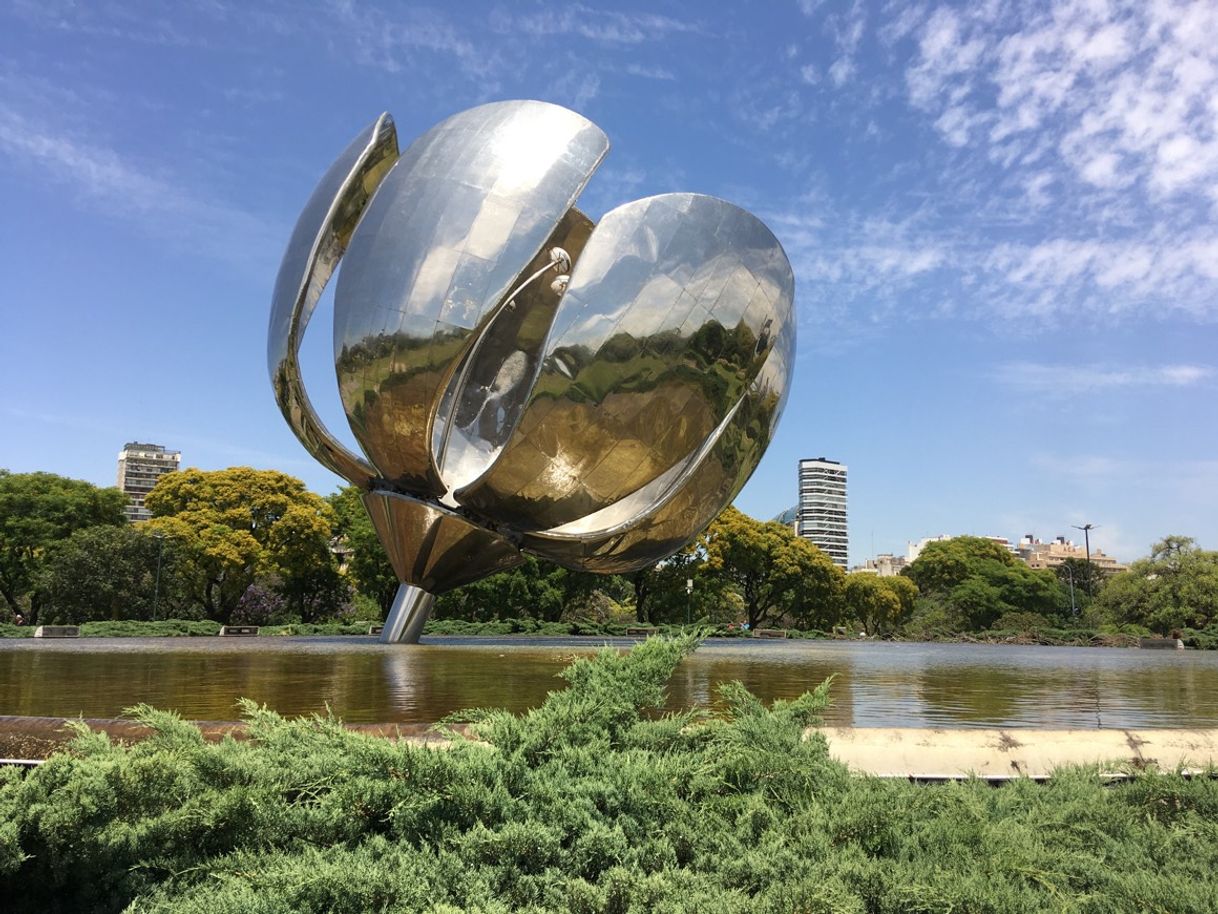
1, 637, 1217, 912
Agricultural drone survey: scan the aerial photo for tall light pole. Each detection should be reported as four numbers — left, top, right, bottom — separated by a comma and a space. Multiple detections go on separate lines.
1072, 523, 1098, 597
1061, 562, 1076, 616
152, 532, 166, 621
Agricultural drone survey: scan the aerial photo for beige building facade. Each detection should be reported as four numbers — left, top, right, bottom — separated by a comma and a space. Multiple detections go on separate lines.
116, 442, 180, 523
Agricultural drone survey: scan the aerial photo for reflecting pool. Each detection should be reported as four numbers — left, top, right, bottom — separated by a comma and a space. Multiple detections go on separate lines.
2, 636, 1217, 729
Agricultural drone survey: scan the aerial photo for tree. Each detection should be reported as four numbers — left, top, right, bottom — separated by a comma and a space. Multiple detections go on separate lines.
145, 468, 342, 623
903, 536, 1066, 630
702, 507, 844, 629
880, 575, 918, 624
0, 471, 127, 621
630, 549, 706, 625
903, 536, 1019, 594
35, 525, 188, 623
843, 574, 901, 636
435, 555, 565, 622
1094, 536, 1218, 633
327, 486, 398, 615
1055, 558, 1105, 612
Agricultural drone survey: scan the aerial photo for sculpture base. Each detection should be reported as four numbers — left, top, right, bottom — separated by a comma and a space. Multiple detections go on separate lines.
379, 583, 436, 644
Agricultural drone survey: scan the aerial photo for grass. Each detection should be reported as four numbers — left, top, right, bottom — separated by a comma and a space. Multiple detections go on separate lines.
2, 617, 1213, 650
1, 636, 1216, 912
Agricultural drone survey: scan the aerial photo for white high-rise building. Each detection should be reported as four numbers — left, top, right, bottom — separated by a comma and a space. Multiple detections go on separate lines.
116, 442, 180, 523
797, 457, 848, 568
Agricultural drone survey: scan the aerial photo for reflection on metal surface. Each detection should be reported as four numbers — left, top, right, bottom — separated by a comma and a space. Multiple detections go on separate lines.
380, 583, 437, 646
268, 100, 795, 642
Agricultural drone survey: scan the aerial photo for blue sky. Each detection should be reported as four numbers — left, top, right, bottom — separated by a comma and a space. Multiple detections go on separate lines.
2, 0, 1216, 565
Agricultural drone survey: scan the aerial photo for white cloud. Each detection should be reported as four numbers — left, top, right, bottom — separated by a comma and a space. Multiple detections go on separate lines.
904, 0, 1218, 205
995, 361, 1213, 394
324, 1, 495, 79
624, 63, 675, 81
495, 5, 700, 44
0, 94, 276, 266
824, 0, 867, 86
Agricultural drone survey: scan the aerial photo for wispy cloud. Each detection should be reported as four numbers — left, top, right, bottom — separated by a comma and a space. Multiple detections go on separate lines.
824, 0, 867, 86
0, 92, 276, 266
494, 5, 702, 44
996, 362, 1213, 394
624, 63, 676, 81
323, 0, 499, 81
901, 0, 1218, 208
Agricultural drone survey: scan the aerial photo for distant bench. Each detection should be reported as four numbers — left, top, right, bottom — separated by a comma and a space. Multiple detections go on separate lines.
219, 626, 260, 637
33, 625, 79, 639
367, 624, 384, 636
754, 628, 789, 639
1139, 637, 1184, 650
625, 626, 658, 636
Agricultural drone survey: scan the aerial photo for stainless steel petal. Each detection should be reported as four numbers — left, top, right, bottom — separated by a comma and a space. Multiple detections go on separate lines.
457, 193, 795, 532
522, 319, 794, 572
334, 101, 609, 494
268, 114, 398, 486
432, 208, 595, 493
361, 490, 524, 593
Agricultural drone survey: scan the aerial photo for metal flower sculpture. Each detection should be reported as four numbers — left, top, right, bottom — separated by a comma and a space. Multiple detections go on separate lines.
269, 101, 795, 642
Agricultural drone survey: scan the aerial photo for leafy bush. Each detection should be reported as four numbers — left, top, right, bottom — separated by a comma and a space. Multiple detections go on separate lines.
2, 638, 1218, 912
261, 622, 376, 636
81, 619, 221, 637
1181, 624, 1218, 650
230, 583, 290, 626
990, 610, 1054, 632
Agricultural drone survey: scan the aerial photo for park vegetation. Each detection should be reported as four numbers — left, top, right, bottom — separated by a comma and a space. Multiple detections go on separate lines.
1, 637, 1216, 912
1, 467, 1216, 646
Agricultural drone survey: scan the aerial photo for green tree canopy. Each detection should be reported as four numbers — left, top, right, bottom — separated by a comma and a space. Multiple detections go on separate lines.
0, 470, 127, 619
36, 525, 188, 624
903, 536, 1018, 593
702, 507, 844, 629
903, 536, 1066, 629
843, 574, 900, 636
1094, 535, 1218, 633
327, 486, 398, 614
145, 468, 342, 623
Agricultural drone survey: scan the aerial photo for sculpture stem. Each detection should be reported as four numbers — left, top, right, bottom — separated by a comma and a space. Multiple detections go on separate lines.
380, 583, 436, 644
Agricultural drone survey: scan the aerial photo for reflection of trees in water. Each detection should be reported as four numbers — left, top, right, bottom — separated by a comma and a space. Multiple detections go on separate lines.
913, 667, 1031, 726
379, 650, 571, 719
13, 644, 1217, 729
911, 656, 1218, 728
664, 651, 856, 727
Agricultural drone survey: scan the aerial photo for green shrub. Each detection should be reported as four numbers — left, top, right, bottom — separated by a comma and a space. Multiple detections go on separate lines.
81, 619, 222, 637
2, 638, 1217, 912
261, 622, 376, 637
1181, 624, 1218, 650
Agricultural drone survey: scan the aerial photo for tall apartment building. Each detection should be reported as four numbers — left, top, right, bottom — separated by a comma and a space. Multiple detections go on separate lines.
797, 457, 848, 568
116, 442, 180, 523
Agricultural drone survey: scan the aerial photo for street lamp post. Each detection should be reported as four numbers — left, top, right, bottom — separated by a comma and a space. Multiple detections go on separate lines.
685, 578, 693, 626
1072, 523, 1098, 597
1062, 562, 1076, 616
152, 533, 166, 621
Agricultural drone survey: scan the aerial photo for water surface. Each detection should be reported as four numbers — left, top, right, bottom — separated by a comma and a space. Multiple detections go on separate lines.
2, 636, 1216, 729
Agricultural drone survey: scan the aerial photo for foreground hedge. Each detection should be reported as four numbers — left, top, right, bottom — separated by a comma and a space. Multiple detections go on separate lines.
1, 637, 1217, 912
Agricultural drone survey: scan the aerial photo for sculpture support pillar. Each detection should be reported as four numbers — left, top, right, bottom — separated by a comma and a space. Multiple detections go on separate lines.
380, 583, 436, 644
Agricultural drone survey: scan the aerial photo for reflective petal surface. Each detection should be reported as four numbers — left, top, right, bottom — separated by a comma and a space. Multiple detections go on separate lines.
458, 193, 794, 531
334, 101, 609, 494
267, 113, 398, 486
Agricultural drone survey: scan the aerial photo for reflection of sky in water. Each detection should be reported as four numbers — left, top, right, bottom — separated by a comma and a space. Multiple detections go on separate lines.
3, 638, 1218, 730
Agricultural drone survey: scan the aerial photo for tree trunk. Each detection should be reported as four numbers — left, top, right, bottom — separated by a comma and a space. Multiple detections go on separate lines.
633, 571, 650, 624
0, 580, 19, 614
